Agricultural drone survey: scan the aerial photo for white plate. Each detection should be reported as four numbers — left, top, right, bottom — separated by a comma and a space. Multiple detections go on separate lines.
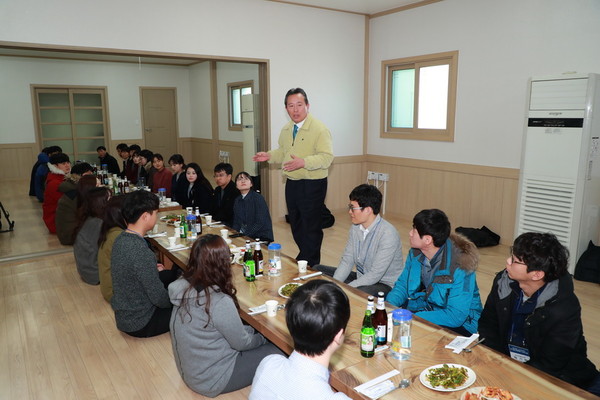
419, 363, 476, 392
460, 386, 521, 400
277, 282, 302, 299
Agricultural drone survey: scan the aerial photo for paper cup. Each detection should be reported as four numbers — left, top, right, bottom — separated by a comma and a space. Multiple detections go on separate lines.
265, 300, 278, 317
168, 236, 177, 248
297, 260, 308, 273
205, 215, 212, 225
165, 197, 171, 203
220, 229, 229, 240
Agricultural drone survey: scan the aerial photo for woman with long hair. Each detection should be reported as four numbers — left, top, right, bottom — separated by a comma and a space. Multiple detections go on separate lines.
97, 195, 127, 302
73, 186, 111, 285
169, 234, 281, 397
180, 162, 213, 212
168, 154, 186, 203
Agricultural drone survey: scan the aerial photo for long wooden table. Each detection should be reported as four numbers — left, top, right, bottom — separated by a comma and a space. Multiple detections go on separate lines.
150, 211, 597, 400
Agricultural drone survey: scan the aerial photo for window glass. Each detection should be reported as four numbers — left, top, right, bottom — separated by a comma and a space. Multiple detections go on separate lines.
391, 68, 415, 129
418, 64, 449, 129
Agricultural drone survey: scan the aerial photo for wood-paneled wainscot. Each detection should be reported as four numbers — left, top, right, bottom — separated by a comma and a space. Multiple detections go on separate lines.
366, 155, 519, 245
0, 142, 38, 181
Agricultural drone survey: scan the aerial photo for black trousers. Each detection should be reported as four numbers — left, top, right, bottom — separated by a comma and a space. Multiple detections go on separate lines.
285, 177, 327, 266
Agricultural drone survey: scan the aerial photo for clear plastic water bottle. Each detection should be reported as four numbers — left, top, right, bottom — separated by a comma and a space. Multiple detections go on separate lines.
390, 309, 412, 360
267, 243, 282, 276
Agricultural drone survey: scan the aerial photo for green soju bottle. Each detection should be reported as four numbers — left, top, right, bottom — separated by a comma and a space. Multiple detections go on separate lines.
360, 310, 376, 358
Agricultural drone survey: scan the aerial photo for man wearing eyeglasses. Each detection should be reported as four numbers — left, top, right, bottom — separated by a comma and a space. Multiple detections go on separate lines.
478, 232, 600, 396
253, 88, 333, 266
313, 184, 403, 296
212, 163, 240, 227
386, 209, 482, 336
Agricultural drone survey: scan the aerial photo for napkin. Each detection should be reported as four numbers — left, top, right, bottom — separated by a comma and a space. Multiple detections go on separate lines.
146, 232, 167, 238
445, 333, 479, 353
167, 244, 190, 252
354, 369, 400, 399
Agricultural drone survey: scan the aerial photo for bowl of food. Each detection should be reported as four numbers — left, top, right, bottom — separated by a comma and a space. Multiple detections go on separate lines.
278, 282, 302, 299
419, 363, 476, 392
461, 386, 518, 400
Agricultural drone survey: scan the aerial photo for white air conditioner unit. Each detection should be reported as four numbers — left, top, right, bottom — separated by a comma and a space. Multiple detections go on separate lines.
515, 73, 600, 273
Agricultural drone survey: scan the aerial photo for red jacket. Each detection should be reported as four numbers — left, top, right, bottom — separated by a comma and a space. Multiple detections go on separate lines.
152, 167, 173, 197
43, 166, 67, 233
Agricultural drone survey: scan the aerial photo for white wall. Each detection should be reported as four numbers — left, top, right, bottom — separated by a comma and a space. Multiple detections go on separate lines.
0, 0, 366, 157
189, 62, 213, 139
0, 56, 193, 143
368, 0, 600, 168
216, 62, 259, 142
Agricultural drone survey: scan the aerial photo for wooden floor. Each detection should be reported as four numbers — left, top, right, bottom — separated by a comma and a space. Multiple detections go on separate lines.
1, 180, 599, 399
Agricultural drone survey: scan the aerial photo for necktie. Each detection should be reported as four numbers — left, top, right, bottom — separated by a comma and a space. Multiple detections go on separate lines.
292, 124, 298, 142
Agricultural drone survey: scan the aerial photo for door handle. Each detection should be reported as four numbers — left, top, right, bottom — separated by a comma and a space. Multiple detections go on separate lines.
145, 128, 152, 132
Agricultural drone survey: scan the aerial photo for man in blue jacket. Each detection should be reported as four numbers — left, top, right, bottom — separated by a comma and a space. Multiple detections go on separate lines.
387, 209, 482, 335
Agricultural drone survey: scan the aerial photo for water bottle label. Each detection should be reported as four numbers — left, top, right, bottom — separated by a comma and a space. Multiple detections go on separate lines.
401, 335, 411, 348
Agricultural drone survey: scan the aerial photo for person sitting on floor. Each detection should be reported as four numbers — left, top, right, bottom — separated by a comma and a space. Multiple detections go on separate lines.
55, 162, 95, 245
42, 152, 71, 233
168, 154, 186, 203
150, 153, 173, 197
110, 190, 175, 338
211, 163, 240, 227
478, 232, 600, 396
250, 279, 351, 400
98, 195, 127, 303
180, 162, 214, 212
96, 145, 120, 176
169, 234, 282, 397
73, 187, 111, 285
386, 208, 482, 335
232, 171, 273, 242
314, 184, 403, 296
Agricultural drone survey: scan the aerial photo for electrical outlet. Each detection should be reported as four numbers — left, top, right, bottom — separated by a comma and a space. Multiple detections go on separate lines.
378, 173, 389, 182
367, 171, 378, 180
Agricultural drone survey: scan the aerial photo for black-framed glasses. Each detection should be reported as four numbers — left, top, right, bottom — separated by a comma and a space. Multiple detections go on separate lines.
509, 247, 526, 266
347, 204, 364, 212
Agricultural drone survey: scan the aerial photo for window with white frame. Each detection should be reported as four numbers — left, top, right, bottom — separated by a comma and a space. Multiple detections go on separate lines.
228, 81, 253, 131
381, 51, 458, 141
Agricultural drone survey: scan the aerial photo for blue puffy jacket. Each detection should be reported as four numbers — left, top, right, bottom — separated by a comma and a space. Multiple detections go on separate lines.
34, 153, 50, 202
386, 233, 483, 334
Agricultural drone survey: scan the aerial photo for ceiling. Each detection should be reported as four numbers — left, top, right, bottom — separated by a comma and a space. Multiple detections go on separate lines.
268, 0, 435, 15
0, 0, 436, 64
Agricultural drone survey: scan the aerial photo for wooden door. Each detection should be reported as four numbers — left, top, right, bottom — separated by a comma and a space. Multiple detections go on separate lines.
140, 87, 178, 157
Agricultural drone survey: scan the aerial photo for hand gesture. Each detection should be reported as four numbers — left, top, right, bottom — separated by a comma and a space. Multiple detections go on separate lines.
253, 152, 270, 162
283, 155, 305, 172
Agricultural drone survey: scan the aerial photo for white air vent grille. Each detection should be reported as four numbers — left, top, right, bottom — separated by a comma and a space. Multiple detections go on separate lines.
517, 178, 576, 247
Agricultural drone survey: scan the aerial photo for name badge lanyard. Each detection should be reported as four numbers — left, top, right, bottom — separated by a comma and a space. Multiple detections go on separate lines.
355, 218, 383, 274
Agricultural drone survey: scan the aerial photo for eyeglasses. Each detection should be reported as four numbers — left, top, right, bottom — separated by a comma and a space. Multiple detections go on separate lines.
508, 247, 526, 266
347, 204, 364, 212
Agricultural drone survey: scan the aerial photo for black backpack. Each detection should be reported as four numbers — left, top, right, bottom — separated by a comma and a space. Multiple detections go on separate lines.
574, 241, 600, 283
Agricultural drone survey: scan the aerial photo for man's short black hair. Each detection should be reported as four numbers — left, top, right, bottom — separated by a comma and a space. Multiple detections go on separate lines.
129, 144, 141, 153
168, 154, 185, 165
286, 279, 350, 357
512, 232, 569, 282
96, 145, 107, 152
71, 162, 93, 176
47, 145, 63, 154
116, 143, 128, 151
349, 184, 382, 215
139, 149, 154, 161
284, 87, 309, 106
413, 209, 451, 247
49, 153, 70, 165
122, 190, 159, 225
214, 162, 233, 175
